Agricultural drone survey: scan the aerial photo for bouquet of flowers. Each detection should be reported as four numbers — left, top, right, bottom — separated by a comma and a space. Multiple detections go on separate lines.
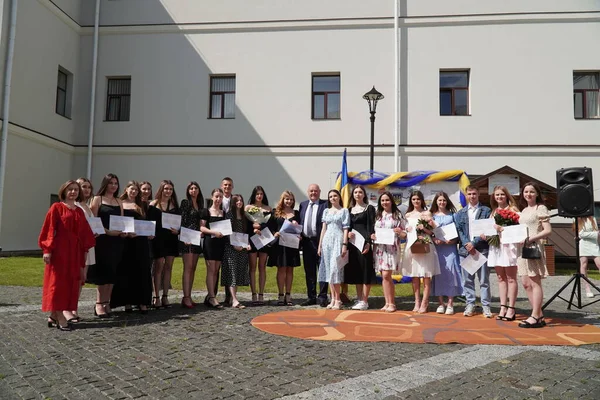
245, 205, 271, 225
487, 209, 520, 247
412, 216, 433, 253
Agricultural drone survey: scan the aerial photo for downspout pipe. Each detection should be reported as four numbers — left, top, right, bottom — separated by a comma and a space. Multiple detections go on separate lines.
86, 0, 100, 179
393, 0, 399, 172
0, 0, 18, 240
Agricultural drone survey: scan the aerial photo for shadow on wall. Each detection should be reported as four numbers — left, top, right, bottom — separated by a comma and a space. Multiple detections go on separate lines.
80, 0, 304, 205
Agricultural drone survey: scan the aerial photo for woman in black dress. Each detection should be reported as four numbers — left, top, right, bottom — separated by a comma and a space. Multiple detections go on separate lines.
268, 191, 301, 305
221, 194, 251, 308
245, 186, 273, 305
110, 181, 153, 313
88, 173, 125, 318
345, 185, 377, 310
200, 188, 227, 309
180, 181, 204, 308
149, 180, 180, 308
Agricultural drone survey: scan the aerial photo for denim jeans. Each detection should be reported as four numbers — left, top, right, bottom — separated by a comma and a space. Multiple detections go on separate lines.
461, 260, 491, 306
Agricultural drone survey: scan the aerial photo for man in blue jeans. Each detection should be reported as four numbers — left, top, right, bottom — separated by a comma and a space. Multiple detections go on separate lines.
455, 185, 492, 318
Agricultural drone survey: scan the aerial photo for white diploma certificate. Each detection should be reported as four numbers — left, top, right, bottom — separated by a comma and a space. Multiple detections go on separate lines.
349, 229, 366, 251
250, 227, 275, 250
405, 218, 419, 248
470, 219, 496, 239
460, 250, 488, 275
279, 233, 300, 249
134, 220, 156, 237
109, 215, 135, 233
500, 225, 527, 244
336, 252, 349, 269
179, 227, 201, 246
280, 219, 302, 234
87, 217, 105, 235
433, 223, 458, 241
210, 219, 233, 237
374, 228, 395, 245
162, 213, 181, 230
230, 232, 249, 247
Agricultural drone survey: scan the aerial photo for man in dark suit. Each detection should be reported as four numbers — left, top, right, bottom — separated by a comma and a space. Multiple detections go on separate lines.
299, 184, 328, 306
455, 185, 492, 318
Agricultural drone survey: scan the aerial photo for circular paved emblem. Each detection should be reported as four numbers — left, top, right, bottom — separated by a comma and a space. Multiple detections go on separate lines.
251, 309, 600, 346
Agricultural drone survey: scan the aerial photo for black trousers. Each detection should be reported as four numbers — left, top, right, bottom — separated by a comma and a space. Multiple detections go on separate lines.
302, 237, 329, 301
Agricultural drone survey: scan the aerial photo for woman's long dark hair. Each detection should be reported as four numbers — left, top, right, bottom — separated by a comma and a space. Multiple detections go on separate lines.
376, 191, 401, 220
155, 180, 179, 212
349, 185, 368, 208
406, 190, 426, 213
231, 194, 247, 231
185, 181, 204, 210
249, 186, 269, 206
519, 182, 545, 210
429, 191, 457, 214
96, 173, 120, 198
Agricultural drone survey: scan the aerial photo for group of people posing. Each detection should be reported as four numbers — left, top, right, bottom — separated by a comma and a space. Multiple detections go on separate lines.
39, 174, 557, 331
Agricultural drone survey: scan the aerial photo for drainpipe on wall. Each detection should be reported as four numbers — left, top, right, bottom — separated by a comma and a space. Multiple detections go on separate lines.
0, 0, 18, 239
393, 0, 399, 172
86, 0, 100, 179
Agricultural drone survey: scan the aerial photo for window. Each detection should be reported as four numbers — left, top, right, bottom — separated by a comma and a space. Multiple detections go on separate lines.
312, 74, 340, 119
440, 70, 469, 116
209, 75, 235, 119
56, 67, 73, 118
105, 77, 131, 121
574, 72, 600, 119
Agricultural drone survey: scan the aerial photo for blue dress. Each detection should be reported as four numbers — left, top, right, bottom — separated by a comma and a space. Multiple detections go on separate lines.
431, 213, 463, 297
318, 208, 350, 284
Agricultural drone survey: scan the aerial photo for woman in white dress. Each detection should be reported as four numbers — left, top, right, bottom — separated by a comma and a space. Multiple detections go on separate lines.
486, 186, 520, 321
576, 216, 600, 297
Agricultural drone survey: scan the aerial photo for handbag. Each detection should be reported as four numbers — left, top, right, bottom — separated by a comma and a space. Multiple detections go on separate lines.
521, 239, 541, 259
411, 241, 431, 254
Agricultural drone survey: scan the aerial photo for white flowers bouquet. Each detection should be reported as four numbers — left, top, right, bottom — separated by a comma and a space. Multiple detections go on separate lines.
245, 206, 271, 224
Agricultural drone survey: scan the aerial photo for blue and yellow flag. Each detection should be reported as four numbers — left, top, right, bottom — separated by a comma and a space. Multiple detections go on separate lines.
338, 149, 351, 208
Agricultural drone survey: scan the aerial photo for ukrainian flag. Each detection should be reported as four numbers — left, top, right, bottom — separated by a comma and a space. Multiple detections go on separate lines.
337, 149, 351, 208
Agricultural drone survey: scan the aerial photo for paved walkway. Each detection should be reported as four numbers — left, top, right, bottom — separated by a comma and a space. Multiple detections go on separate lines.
0, 275, 599, 399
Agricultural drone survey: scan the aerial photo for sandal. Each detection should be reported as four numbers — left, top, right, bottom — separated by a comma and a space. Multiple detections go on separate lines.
285, 293, 293, 306
102, 301, 112, 317
277, 293, 285, 306
501, 306, 516, 322
518, 315, 544, 328
161, 295, 171, 309
257, 293, 265, 306
251, 293, 259, 306
152, 296, 162, 309
385, 304, 397, 313
496, 304, 507, 320
232, 302, 246, 309
206, 296, 223, 310
47, 316, 57, 328
94, 302, 108, 318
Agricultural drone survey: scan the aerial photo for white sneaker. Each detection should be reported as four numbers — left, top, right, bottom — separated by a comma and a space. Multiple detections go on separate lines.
463, 303, 475, 317
436, 305, 445, 314
352, 301, 368, 310
586, 292, 595, 298
445, 306, 455, 315
482, 305, 493, 318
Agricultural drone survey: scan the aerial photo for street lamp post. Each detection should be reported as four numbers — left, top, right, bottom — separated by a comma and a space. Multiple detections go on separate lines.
362, 86, 384, 174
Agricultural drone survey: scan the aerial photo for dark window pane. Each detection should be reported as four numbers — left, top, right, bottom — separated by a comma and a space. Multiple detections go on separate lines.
107, 97, 119, 120
211, 94, 222, 118
212, 77, 235, 92
574, 92, 584, 118
440, 91, 452, 115
573, 73, 599, 90
313, 76, 340, 92
454, 89, 468, 115
57, 71, 67, 90
586, 91, 600, 118
313, 95, 325, 119
120, 96, 130, 120
327, 93, 340, 118
56, 90, 66, 116
224, 93, 235, 118
440, 71, 468, 88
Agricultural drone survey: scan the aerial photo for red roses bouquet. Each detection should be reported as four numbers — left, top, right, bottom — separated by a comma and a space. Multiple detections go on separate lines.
487, 209, 520, 247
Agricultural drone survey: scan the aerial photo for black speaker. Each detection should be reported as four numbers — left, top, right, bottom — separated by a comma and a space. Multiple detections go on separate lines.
556, 167, 594, 217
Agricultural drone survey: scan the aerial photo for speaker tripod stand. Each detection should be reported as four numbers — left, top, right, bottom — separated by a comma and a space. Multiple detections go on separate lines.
543, 217, 600, 310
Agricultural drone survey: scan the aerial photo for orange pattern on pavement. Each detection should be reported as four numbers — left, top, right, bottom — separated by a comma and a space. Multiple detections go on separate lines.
251, 309, 600, 346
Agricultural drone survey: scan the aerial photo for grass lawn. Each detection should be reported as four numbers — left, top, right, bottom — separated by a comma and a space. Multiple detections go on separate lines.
0, 256, 421, 298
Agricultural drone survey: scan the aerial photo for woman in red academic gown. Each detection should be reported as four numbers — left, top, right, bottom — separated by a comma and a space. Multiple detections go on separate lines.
39, 180, 95, 331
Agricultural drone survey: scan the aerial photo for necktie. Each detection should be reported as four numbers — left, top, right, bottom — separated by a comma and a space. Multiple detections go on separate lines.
306, 203, 315, 237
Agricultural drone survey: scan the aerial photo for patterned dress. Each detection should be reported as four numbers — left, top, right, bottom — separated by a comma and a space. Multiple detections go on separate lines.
516, 205, 550, 277
318, 208, 350, 284
374, 212, 404, 272
221, 211, 251, 287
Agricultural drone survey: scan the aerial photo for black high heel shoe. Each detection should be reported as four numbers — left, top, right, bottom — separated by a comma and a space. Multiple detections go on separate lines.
501, 306, 516, 321
94, 302, 108, 319
518, 315, 544, 328
206, 297, 223, 310
495, 304, 507, 320
47, 316, 57, 328
56, 323, 72, 332
161, 295, 171, 309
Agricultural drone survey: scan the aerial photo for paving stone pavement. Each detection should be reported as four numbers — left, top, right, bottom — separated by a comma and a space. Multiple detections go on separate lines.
0, 275, 599, 399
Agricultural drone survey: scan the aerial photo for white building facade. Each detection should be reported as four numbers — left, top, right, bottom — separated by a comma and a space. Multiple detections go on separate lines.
0, 0, 599, 251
